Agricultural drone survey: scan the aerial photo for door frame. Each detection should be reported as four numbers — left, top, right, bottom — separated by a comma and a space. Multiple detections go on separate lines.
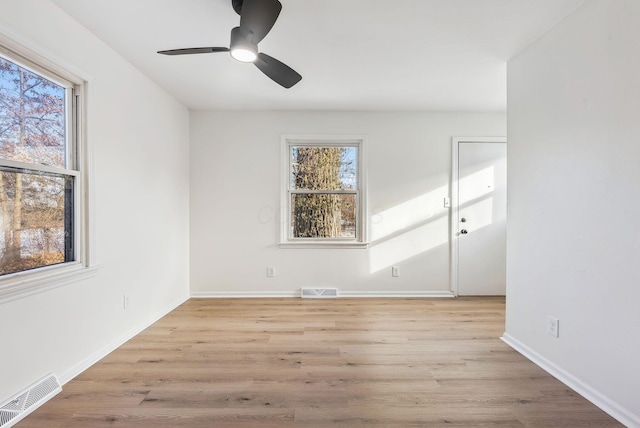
450, 137, 507, 296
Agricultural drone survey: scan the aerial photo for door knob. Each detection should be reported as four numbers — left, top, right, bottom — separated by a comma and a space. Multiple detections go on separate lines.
460, 229, 468, 234
460, 218, 467, 223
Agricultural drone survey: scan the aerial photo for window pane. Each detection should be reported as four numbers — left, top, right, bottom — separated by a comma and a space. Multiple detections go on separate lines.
0, 169, 73, 276
290, 146, 357, 190
0, 56, 66, 169
291, 193, 356, 238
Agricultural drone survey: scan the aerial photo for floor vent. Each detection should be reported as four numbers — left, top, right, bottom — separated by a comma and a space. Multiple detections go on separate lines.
0, 374, 61, 427
301, 288, 338, 298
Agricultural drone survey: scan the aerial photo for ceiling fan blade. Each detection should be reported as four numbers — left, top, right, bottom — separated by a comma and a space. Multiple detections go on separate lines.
254, 53, 301, 88
239, 0, 282, 44
158, 47, 229, 55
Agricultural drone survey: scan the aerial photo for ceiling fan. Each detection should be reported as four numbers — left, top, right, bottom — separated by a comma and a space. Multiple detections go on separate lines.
158, 0, 302, 88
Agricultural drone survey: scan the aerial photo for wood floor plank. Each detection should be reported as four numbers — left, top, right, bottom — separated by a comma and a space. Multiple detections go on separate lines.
18, 297, 622, 427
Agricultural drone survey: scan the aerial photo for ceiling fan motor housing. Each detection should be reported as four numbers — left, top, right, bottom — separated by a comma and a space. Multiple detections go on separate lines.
230, 26, 258, 62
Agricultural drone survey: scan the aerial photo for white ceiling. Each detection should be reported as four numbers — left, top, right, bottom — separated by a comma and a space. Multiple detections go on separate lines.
51, 0, 585, 111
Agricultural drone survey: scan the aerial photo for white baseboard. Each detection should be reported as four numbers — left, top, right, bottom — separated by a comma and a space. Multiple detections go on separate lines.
191, 291, 298, 298
58, 293, 189, 385
339, 291, 454, 298
191, 290, 455, 298
501, 333, 639, 428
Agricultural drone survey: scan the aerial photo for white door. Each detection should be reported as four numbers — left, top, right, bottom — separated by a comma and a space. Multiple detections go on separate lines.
454, 140, 507, 296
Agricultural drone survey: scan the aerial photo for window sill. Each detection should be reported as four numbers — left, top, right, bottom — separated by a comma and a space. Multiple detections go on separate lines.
0, 263, 100, 304
279, 241, 369, 249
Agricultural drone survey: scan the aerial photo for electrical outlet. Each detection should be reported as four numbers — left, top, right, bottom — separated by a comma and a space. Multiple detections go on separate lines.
123, 294, 130, 310
391, 266, 399, 277
267, 266, 276, 277
547, 316, 559, 338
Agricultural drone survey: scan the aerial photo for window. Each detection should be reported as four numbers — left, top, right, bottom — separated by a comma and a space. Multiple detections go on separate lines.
0, 40, 92, 301
281, 137, 367, 248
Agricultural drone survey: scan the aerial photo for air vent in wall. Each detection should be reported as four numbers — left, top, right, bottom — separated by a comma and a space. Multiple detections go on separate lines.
301, 288, 338, 298
0, 374, 61, 427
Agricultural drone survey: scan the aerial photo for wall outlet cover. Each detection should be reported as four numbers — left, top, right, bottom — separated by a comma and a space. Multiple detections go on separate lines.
547, 316, 559, 338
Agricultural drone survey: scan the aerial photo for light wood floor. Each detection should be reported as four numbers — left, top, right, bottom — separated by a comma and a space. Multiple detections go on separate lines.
21, 297, 621, 427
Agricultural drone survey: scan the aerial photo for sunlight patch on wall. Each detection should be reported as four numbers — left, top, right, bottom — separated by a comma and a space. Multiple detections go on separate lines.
368, 165, 498, 274
462, 197, 495, 232
369, 215, 449, 273
459, 166, 495, 205
370, 185, 448, 242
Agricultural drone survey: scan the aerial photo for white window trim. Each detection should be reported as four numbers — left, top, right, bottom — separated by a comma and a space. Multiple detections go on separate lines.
279, 135, 368, 249
0, 27, 98, 304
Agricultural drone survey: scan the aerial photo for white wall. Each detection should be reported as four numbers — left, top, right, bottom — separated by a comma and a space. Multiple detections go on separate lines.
0, 1, 190, 401
505, 0, 640, 425
190, 111, 505, 296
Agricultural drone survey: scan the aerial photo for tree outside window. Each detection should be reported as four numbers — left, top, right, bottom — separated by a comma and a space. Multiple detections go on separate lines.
0, 54, 75, 276
283, 138, 366, 246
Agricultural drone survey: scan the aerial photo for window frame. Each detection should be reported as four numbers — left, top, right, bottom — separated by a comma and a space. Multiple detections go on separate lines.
0, 32, 96, 304
280, 135, 368, 249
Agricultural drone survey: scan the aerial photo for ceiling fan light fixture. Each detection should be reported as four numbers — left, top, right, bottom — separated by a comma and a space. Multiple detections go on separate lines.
230, 26, 258, 62
230, 46, 257, 62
